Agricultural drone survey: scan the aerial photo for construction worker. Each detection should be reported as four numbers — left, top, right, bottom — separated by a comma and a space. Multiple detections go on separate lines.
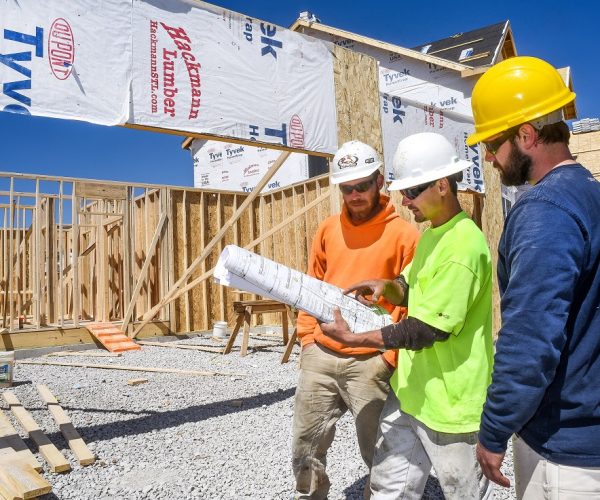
292, 140, 419, 499
321, 132, 494, 499
466, 56, 600, 498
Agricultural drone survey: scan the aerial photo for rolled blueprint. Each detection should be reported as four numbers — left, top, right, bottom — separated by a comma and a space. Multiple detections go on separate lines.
214, 245, 392, 333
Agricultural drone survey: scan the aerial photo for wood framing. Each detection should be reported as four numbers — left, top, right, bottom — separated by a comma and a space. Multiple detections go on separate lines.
290, 19, 472, 73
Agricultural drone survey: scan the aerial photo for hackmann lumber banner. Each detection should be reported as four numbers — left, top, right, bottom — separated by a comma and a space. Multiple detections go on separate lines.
0, 0, 338, 154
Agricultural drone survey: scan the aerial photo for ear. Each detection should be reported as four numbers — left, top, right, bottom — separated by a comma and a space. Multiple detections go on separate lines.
376, 174, 384, 190
437, 178, 450, 196
517, 123, 538, 150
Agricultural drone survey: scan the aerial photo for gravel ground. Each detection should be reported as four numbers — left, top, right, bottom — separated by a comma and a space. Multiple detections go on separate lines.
5, 333, 517, 499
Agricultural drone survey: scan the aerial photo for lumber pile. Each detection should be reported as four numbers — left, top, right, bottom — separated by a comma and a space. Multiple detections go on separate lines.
0, 385, 95, 499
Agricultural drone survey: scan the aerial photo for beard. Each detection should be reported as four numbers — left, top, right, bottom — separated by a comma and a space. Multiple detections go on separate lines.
497, 141, 532, 186
346, 190, 381, 223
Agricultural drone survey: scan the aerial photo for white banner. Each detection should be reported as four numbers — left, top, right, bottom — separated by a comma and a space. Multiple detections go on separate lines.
307, 31, 484, 192
0, 0, 131, 125
130, 0, 337, 154
191, 139, 309, 193
381, 97, 484, 193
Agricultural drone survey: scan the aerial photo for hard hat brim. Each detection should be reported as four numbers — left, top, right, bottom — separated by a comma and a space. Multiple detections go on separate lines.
330, 162, 382, 184
388, 159, 472, 191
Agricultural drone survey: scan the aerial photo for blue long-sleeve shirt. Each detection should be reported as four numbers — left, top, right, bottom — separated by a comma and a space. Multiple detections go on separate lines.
479, 164, 600, 466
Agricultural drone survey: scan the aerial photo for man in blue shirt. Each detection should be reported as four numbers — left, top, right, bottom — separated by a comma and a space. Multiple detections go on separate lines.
467, 56, 600, 498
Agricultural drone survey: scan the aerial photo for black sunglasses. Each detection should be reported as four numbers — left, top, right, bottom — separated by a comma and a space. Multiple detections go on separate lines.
339, 177, 376, 195
483, 127, 519, 155
400, 181, 436, 200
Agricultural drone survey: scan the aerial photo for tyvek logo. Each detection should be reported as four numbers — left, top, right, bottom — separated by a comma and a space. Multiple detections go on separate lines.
48, 19, 75, 80
338, 154, 358, 169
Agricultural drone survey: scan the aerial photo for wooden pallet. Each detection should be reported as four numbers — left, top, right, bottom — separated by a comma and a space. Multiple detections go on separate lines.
86, 323, 141, 353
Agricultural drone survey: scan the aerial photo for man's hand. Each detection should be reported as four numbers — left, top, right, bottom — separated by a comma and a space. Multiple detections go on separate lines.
344, 279, 405, 306
319, 308, 358, 346
320, 309, 385, 349
476, 441, 510, 488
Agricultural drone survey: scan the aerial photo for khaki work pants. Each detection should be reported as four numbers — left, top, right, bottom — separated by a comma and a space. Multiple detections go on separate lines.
292, 343, 392, 500
514, 434, 600, 499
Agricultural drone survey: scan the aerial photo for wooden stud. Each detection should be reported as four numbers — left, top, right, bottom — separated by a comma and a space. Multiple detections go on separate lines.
17, 360, 243, 378
8, 177, 14, 331
182, 190, 191, 333
36, 384, 95, 466
58, 181, 64, 328
2, 391, 71, 473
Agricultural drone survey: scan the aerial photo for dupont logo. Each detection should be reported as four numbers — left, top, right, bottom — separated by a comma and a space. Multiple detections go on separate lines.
338, 154, 358, 169
288, 115, 305, 149
48, 18, 74, 80
244, 164, 260, 177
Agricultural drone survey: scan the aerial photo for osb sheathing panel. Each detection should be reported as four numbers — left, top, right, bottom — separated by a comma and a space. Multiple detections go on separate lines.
333, 44, 383, 154
480, 162, 504, 336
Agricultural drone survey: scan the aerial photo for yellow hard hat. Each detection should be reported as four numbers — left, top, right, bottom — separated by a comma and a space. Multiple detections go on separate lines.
466, 56, 575, 146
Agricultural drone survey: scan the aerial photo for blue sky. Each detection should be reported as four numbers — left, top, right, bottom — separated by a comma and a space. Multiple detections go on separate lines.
0, 0, 597, 186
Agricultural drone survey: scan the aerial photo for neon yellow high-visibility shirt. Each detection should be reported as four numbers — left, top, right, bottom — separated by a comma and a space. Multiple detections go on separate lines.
391, 211, 494, 433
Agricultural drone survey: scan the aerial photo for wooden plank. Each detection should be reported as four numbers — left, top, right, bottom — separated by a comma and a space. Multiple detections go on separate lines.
36, 384, 95, 466
199, 192, 210, 330
2, 208, 8, 329
75, 182, 127, 200
182, 191, 191, 333
2, 391, 71, 473
122, 191, 131, 335
43, 350, 122, 358
0, 409, 42, 472
0, 452, 51, 500
58, 181, 64, 328
164, 189, 176, 333
136, 340, 223, 353
17, 360, 244, 378
33, 181, 41, 329
8, 178, 14, 331
290, 18, 470, 72
131, 151, 291, 338
127, 378, 148, 386
217, 193, 226, 323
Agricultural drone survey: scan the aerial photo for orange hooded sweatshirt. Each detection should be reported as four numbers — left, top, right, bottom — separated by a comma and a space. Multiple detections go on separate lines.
297, 194, 420, 365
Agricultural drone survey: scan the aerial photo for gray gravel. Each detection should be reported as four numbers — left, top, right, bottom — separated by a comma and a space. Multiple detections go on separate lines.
5, 333, 517, 499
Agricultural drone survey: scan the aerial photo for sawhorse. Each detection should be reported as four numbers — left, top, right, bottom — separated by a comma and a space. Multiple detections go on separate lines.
222, 300, 297, 362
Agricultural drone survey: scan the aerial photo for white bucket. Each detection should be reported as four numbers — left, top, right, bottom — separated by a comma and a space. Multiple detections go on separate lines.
213, 321, 229, 339
0, 351, 15, 388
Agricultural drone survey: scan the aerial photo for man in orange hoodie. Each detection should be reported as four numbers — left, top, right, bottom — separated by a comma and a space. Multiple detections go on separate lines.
292, 140, 420, 499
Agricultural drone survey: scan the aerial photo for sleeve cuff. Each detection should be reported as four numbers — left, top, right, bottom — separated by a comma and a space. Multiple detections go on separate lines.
478, 423, 510, 453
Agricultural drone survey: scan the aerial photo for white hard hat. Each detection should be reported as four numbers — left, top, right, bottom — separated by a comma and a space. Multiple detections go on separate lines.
388, 132, 472, 191
330, 140, 382, 184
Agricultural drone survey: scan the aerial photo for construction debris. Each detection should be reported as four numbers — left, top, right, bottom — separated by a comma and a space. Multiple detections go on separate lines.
127, 378, 148, 386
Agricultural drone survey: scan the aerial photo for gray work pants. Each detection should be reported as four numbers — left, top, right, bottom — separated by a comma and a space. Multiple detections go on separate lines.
370, 392, 494, 500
